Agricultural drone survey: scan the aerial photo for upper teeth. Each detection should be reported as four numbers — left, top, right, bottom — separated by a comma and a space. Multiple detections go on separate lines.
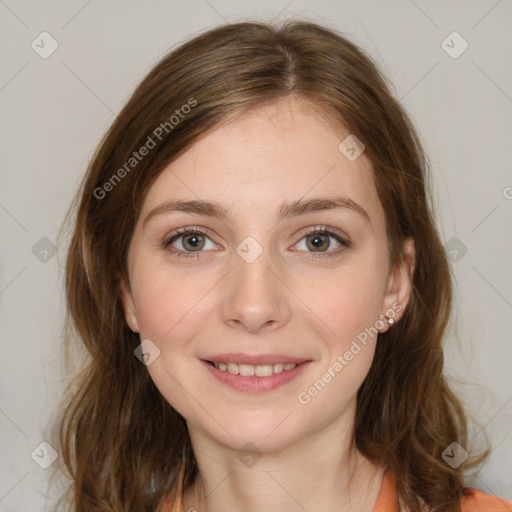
213, 362, 298, 377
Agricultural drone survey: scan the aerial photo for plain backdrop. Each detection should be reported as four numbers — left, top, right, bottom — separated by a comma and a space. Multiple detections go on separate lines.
0, 1, 511, 510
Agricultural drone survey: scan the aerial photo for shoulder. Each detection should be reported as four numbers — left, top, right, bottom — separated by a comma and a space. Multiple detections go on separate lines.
461, 487, 512, 511
376, 469, 512, 512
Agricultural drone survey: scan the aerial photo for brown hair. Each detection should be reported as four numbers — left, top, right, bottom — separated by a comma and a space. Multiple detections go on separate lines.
51, 20, 487, 512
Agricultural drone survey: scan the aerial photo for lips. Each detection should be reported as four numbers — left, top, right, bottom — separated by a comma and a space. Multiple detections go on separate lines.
200, 353, 312, 392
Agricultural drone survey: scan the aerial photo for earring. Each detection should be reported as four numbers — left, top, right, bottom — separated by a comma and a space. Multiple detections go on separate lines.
384, 316, 395, 326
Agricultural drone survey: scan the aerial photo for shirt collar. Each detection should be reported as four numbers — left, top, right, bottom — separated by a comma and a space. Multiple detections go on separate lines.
373, 468, 398, 512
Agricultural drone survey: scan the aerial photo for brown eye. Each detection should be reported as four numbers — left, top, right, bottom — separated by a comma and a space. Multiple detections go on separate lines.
162, 227, 217, 258
294, 227, 351, 258
180, 233, 206, 251
305, 233, 331, 252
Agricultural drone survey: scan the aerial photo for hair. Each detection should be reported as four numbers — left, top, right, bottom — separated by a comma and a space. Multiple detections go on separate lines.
51, 19, 488, 512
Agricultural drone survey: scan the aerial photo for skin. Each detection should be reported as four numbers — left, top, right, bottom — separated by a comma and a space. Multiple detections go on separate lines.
120, 97, 415, 512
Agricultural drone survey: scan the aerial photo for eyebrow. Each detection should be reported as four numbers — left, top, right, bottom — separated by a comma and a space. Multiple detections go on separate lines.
142, 195, 371, 228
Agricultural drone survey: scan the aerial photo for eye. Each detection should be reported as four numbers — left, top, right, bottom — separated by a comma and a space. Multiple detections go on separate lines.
162, 227, 218, 258
292, 226, 351, 259
162, 225, 351, 259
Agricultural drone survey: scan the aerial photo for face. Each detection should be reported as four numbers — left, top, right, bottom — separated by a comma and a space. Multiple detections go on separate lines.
120, 97, 413, 453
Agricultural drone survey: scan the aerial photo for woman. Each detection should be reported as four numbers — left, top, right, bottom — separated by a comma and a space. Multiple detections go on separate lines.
52, 20, 511, 512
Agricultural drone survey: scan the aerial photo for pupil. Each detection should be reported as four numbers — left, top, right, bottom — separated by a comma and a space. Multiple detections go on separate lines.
310, 234, 328, 250
186, 234, 203, 250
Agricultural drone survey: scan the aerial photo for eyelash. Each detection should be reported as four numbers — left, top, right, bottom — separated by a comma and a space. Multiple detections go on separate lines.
161, 226, 351, 260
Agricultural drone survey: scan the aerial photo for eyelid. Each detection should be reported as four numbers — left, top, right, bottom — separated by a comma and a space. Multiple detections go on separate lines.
293, 224, 349, 244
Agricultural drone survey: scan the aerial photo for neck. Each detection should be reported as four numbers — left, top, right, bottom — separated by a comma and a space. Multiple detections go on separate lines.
182, 403, 385, 512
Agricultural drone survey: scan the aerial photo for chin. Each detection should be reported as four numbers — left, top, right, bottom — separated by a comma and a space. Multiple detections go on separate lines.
188, 408, 307, 454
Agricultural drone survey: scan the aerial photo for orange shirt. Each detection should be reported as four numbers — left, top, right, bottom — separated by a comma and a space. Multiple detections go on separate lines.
160, 469, 512, 511
375, 469, 512, 512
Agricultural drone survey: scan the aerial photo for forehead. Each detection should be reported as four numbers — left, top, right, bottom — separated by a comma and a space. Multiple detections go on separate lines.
141, 97, 381, 222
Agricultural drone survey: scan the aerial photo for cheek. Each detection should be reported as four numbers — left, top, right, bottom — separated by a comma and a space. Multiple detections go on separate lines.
302, 259, 387, 348
130, 259, 211, 342
129, 263, 211, 418
294, 268, 384, 422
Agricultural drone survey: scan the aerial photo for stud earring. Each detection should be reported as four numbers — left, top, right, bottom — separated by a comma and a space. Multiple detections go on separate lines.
384, 316, 395, 326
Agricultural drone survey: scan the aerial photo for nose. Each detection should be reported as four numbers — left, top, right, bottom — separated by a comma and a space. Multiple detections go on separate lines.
221, 247, 291, 335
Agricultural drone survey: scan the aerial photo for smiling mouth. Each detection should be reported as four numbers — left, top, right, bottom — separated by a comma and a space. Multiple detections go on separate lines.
205, 361, 300, 377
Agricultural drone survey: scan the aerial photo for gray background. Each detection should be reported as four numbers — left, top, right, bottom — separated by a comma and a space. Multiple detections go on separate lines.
0, 0, 511, 510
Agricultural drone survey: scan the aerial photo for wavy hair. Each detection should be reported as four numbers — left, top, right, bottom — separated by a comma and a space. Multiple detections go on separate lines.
51, 20, 487, 512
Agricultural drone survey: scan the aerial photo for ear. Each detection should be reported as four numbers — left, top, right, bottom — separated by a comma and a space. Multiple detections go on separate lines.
379, 237, 415, 332
119, 277, 140, 333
